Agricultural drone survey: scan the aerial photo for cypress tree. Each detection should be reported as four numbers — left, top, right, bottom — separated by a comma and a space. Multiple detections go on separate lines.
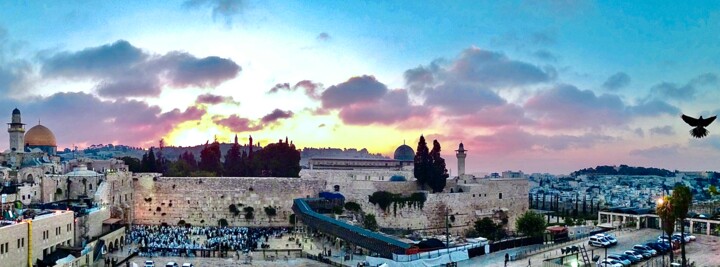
413, 135, 431, 190
428, 140, 448, 193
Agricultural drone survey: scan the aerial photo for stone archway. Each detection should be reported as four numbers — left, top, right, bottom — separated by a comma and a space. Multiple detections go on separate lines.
24, 174, 33, 183
120, 236, 125, 246
114, 239, 119, 251
108, 242, 114, 252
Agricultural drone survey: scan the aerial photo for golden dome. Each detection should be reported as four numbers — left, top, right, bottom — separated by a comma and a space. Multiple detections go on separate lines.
25, 124, 57, 147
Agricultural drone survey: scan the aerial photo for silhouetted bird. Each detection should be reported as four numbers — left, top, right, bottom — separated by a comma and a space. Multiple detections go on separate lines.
681, 114, 716, 138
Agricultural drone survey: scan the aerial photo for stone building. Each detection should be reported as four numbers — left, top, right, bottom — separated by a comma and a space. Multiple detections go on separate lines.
307, 142, 414, 170
0, 209, 79, 267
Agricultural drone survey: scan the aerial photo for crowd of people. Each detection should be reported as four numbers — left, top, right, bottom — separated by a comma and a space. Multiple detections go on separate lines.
127, 224, 291, 257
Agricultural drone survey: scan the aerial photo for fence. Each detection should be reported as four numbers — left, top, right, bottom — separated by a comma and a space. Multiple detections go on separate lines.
514, 228, 613, 260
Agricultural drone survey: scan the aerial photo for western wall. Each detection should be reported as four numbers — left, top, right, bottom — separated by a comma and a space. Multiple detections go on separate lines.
131, 170, 529, 236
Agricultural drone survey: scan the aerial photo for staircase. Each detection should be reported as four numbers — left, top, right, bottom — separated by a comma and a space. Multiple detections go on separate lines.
579, 244, 591, 266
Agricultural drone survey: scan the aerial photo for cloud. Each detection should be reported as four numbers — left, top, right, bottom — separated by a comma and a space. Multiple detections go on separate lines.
195, 93, 237, 105
634, 128, 645, 137
406, 48, 554, 95
630, 145, 680, 158
456, 104, 532, 127
321, 75, 387, 108
532, 49, 557, 62
184, 0, 245, 26
449, 47, 555, 88
602, 72, 631, 91
648, 73, 718, 101
649, 125, 675, 136
2, 92, 204, 147
424, 84, 505, 115
338, 89, 428, 125
316, 32, 331, 41
212, 114, 262, 132
469, 127, 614, 153
260, 109, 294, 124
267, 80, 321, 99
39, 40, 241, 98
524, 84, 678, 129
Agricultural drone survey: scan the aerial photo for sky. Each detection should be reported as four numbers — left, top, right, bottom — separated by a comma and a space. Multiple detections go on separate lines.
1, 1, 720, 174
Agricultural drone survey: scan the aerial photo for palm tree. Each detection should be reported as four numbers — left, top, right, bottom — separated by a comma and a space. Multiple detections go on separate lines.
656, 195, 675, 264
672, 185, 693, 266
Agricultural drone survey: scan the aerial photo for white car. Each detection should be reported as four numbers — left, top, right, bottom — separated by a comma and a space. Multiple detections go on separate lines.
165, 262, 178, 267
672, 233, 691, 243
182, 264, 194, 267
597, 259, 623, 267
144, 260, 155, 267
589, 236, 611, 247
594, 233, 617, 245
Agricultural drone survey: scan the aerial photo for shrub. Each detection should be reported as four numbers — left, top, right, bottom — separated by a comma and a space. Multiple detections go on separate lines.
178, 220, 186, 225
363, 214, 378, 231
344, 202, 362, 213
156, 207, 161, 212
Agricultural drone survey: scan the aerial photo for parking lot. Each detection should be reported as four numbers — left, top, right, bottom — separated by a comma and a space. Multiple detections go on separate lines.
503, 229, 720, 267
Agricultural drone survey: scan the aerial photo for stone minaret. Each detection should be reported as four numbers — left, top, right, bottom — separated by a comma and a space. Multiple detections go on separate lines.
7, 108, 25, 152
455, 142, 467, 178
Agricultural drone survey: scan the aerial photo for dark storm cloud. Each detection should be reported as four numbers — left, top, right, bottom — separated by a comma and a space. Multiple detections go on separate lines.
39, 40, 241, 98
260, 109, 294, 123
338, 89, 428, 125
321, 75, 387, 108
602, 72, 631, 91
2, 92, 205, 147
184, 0, 245, 25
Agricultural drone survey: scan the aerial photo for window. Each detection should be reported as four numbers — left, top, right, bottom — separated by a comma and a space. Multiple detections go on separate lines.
21, 238, 24, 247
499, 193, 503, 199
472, 194, 475, 197
17, 238, 20, 248
67, 224, 71, 232
89, 184, 92, 190
22, 195, 25, 200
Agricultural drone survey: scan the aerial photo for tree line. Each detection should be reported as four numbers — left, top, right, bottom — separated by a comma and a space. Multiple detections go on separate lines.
119, 136, 301, 177
571, 165, 674, 177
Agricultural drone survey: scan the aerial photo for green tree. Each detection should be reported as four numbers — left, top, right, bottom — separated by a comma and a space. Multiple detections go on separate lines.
118, 156, 141, 172
428, 140, 449, 193
332, 206, 344, 215
672, 185, 693, 266
251, 140, 301, 177
414, 135, 431, 190
564, 216, 575, 226
474, 217, 500, 241
515, 211, 546, 237
709, 185, 719, 196
199, 140, 223, 176
264, 206, 277, 222
363, 214, 378, 231
656, 195, 676, 264
244, 207, 255, 221
224, 135, 244, 176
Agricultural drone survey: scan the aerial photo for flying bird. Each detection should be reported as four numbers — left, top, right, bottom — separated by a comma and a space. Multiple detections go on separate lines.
681, 114, 716, 138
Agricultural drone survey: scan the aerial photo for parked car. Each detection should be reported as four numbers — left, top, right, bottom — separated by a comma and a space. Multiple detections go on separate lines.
181, 264, 194, 267
624, 250, 645, 261
645, 242, 668, 255
595, 233, 618, 245
633, 244, 657, 256
165, 262, 178, 267
631, 246, 653, 258
683, 232, 696, 241
672, 233, 692, 243
616, 252, 642, 264
606, 254, 631, 266
589, 236, 612, 247
597, 259, 624, 267
144, 260, 155, 267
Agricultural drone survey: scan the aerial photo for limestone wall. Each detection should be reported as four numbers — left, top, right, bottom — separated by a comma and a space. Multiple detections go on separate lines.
132, 175, 325, 226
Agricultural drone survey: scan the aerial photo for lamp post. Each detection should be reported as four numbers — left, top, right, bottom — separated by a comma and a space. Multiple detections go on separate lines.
657, 197, 666, 267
